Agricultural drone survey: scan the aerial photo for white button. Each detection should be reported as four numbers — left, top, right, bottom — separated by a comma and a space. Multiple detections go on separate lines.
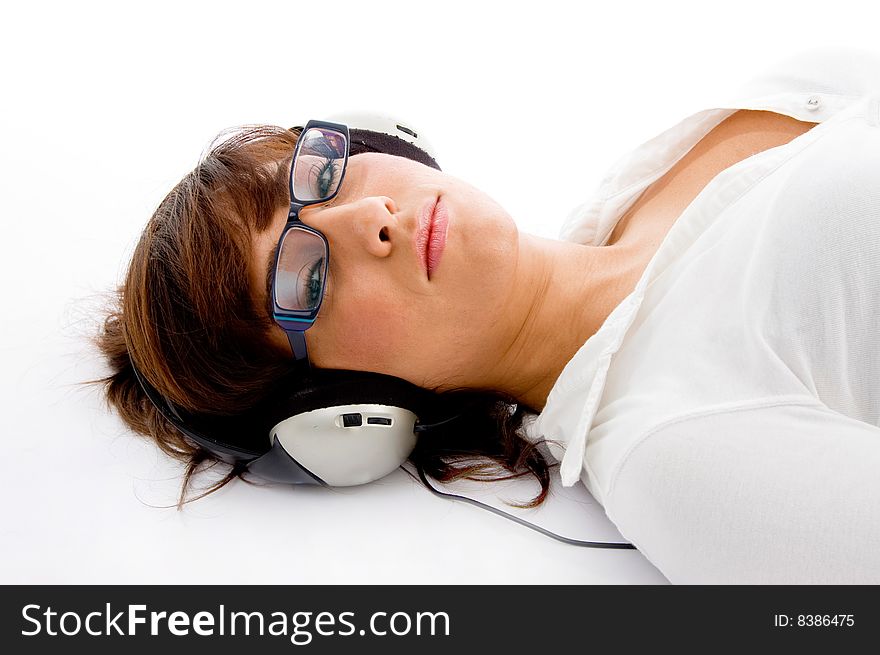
806, 95, 821, 111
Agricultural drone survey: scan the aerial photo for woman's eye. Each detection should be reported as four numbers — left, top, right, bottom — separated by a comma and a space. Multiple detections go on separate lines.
310, 158, 339, 199
299, 258, 325, 310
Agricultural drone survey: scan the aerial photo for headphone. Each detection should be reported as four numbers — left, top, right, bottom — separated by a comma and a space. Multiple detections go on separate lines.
130, 110, 636, 550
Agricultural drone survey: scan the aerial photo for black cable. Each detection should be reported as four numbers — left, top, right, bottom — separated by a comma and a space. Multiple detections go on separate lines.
413, 414, 466, 432
407, 464, 636, 550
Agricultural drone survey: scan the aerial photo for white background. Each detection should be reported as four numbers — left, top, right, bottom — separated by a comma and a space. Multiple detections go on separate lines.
2, 0, 877, 584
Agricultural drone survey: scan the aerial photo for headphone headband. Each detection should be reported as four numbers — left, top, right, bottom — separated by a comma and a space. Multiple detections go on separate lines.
294, 110, 441, 171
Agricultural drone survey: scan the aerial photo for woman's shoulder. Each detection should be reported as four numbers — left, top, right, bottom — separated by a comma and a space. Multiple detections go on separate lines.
728, 46, 880, 103
559, 47, 880, 248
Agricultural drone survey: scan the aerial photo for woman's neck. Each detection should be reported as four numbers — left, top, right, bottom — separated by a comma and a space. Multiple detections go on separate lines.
478, 232, 642, 412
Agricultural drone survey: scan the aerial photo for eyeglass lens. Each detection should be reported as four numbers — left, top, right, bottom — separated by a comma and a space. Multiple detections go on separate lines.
275, 226, 327, 312
291, 127, 347, 203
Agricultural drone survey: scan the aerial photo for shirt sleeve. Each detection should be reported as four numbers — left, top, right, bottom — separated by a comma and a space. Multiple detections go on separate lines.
603, 400, 880, 583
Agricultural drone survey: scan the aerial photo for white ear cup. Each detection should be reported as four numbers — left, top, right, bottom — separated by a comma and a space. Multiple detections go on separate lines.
270, 404, 419, 486
322, 109, 440, 164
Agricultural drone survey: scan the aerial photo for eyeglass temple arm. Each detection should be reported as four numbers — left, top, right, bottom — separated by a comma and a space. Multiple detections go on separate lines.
287, 330, 310, 366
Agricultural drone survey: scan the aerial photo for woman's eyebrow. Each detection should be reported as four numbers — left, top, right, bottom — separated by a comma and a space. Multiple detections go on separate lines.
264, 239, 280, 319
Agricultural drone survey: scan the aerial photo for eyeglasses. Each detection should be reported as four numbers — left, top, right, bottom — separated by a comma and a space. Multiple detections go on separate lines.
271, 119, 350, 367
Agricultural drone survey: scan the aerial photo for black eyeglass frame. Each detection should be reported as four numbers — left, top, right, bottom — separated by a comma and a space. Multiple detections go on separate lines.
270, 119, 351, 367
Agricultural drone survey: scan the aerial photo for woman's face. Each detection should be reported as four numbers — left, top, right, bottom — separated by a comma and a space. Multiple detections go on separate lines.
251, 152, 521, 391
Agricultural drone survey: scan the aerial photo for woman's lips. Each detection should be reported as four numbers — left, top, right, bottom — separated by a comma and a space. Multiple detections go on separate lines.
416, 196, 448, 280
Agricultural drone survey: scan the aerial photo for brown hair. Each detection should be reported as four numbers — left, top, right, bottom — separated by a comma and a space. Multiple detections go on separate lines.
91, 125, 559, 509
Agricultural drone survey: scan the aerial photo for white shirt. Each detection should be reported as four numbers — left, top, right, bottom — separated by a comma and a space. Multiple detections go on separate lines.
522, 46, 880, 583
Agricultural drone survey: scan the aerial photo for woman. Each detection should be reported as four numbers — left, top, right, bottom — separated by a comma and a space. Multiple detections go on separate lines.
96, 47, 880, 582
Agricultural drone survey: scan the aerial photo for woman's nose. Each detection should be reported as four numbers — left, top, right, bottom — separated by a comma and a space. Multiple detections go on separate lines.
301, 196, 399, 258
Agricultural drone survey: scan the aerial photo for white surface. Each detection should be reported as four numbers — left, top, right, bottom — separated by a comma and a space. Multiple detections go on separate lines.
2, 0, 877, 584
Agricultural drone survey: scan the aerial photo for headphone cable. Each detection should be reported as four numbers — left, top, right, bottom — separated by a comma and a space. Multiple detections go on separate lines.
405, 464, 636, 550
